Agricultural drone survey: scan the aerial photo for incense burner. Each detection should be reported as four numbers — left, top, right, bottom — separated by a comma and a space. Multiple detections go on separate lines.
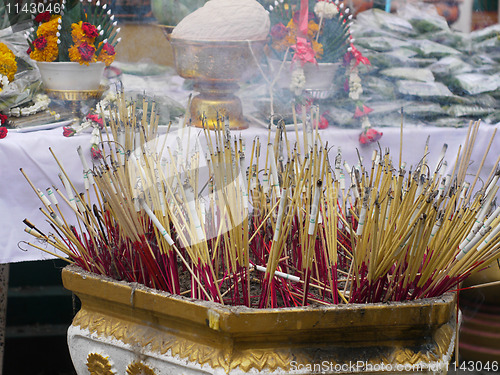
63, 265, 457, 374
169, 37, 265, 130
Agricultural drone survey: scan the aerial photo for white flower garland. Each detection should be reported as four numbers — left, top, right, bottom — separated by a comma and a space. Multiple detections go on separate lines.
314, 1, 339, 19
348, 65, 363, 101
0, 75, 9, 92
95, 91, 117, 116
290, 67, 306, 96
361, 114, 371, 130
6, 94, 52, 117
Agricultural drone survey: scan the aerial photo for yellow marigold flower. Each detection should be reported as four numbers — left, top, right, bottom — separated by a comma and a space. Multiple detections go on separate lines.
36, 15, 61, 37
0, 42, 17, 82
307, 20, 320, 40
30, 35, 59, 62
272, 38, 291, 53
71, 21, 96, 45
312, 40, 324, 59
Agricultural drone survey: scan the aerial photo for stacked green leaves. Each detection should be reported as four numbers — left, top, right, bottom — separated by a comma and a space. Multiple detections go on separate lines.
327, 5, 500, 127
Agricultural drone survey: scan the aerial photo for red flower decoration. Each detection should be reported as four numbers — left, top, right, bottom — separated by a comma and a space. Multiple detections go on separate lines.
82, 22, 99, 39
34, 11, 51, 23
0, 127, 8, 139
362, 105, 373, 115
27, 46, 32, 54
0, 114, 8, 126
353, 104, 373, 118
344, 44, 370, 67
270, 23, 288, 40
33, 36, 48, 50
77, 42, 96, 61
102, 42, 115, 56
292, 37, 317, 67
91, 144, 102, 160
318, 113, 329, 129
63, 126, 76, 137
359, 128, 383, 145
354, 106, 364, 119
86, 114, 104, 128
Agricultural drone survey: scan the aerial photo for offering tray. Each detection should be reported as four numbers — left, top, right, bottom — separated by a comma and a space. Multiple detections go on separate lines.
170, 37, 266, 130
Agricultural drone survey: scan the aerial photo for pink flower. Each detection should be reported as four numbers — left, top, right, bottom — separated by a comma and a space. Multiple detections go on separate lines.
292, 37, 317, 67
359, 128, 383, 145
270, 23, 288, 40
86, 114, 104, 128
63, 126, 76, 137
0, 126, 7, 139
91, 144, 102, 160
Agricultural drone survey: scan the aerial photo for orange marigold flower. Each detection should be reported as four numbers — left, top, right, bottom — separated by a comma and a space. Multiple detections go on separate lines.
71, 21, 96, 45
36, 15, 61, 37
97, 42, 116, 66
69, 42, 96, 65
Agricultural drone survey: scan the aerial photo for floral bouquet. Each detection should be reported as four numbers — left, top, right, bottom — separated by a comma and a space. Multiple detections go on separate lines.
261, 0, 380, 142
266, 0, 351, 66
25, 0, 120, 66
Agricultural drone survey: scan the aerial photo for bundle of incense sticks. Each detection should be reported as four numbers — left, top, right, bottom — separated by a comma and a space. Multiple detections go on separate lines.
21, 94, 500, 307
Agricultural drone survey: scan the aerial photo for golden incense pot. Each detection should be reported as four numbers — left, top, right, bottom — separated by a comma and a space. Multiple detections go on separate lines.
170, 37, 265, 130
63, 265, 457, 374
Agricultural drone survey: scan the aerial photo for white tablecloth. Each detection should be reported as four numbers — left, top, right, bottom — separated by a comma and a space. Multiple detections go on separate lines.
1, 119, 499, 263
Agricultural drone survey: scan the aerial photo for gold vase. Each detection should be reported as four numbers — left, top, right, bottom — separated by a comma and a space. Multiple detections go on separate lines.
170, 38, 265, 130
63, 265, 457, 374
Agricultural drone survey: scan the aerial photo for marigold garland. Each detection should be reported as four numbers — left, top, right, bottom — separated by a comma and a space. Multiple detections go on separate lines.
0, 43, 17, 83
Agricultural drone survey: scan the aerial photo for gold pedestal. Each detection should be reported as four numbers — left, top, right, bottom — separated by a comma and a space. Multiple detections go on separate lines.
45, 86, 107, 123
170, 38, 265, 130
191, 82, 246, 129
